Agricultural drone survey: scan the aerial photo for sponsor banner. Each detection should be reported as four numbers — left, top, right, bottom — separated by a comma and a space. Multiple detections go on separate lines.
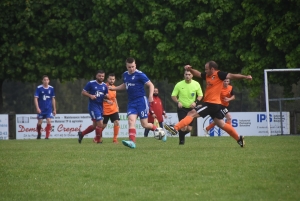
0, 114, 9, 140
16, 113, 179, 139
197, 112, 290, 136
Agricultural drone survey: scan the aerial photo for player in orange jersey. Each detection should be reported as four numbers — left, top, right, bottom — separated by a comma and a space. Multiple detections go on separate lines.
102, 73, 120, 143
204, 78, 235, 136
164, 61, 252, 147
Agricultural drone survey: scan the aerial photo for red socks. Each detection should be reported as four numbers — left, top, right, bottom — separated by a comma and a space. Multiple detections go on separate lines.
45, 124, 51, 138
129, 128, 136, 142
82, 125, 95, 136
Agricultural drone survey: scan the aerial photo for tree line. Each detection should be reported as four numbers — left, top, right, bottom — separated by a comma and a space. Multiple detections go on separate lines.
1, 0, 300, 113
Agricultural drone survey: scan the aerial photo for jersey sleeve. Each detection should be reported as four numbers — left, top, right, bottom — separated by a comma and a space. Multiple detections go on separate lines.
83, 82, 91, 92
171, 83, 179, 96
217, 71, 228, 80
201, 72, 207, 79
196, 82, 203, 96
230, 86, 234, 95
34, 87, 39, 97
140, 72, 150, 85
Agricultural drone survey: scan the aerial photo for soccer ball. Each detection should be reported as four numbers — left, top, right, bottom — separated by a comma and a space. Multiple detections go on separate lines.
154, 128, 165, 140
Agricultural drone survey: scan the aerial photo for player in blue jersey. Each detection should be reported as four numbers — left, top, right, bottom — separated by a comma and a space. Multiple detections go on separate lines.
34, 75, 56, 139
78, 70, 109, 144
109, 57, 160, 149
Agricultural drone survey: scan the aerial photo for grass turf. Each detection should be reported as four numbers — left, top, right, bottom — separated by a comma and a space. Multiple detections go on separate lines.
0, 136, 300, 201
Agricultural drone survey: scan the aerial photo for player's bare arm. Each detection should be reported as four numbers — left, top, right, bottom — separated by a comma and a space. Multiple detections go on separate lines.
224, 95, 235, 102
184, 65, 202, 78
52, 97, 56, 116
227, 73, 252, 80
82, 90, 96, 100
109, 83, 126, 91
34, 97, 41, 113
145, 81, 154, 103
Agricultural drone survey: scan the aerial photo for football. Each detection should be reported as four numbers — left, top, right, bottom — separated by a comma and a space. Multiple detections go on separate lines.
154, 128, 166, 140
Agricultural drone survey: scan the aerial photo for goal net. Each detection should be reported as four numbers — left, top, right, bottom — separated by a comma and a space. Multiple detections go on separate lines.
264, 69, 300, 136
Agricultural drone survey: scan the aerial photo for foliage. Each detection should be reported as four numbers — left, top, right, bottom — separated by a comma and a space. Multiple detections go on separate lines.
1, 0, 300, 112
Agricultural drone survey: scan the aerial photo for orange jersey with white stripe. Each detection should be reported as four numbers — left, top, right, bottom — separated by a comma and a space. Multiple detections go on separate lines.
202, 71, 228, 104
220, 85, 233, 107
103, 84, 118, 115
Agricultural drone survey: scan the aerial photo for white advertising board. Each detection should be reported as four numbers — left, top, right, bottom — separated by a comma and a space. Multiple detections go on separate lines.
16, 113, 179, 140
0, 114, 9, 140
197, 112, 290, 136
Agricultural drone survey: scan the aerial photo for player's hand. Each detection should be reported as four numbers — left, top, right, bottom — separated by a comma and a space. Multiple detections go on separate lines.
246, 75, 252, 80
36, 108, 41, 114
191, 102, 196, 108
53, 110, 56, 116
224, 97, 230, 102
184, 65, 192, 70
108, 86, 115, 91
89, 95, 97, 100
164, 114, 167, 119
178, 102, 183, 108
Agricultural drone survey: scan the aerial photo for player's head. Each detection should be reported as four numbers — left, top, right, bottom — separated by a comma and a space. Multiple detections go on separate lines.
107, 73, 116, 86
153, 88, 159, 96
205, 61, 218, 76
42, 75, 50, 86
125, 57, 136, 74
184, 70, 193, 83
95, 70, 105, 83
223, 78, 230, 87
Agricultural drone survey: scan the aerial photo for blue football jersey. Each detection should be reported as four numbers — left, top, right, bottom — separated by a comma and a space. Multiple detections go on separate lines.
123, 70, 150, 102
83, 80, 108, 109
34, 85, 55, 113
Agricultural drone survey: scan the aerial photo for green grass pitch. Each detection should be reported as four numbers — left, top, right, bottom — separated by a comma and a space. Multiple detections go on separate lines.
1, 136, 300, 201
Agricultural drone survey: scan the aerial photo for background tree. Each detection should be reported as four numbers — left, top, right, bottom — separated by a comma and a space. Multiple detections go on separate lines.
1, 0, 300, 113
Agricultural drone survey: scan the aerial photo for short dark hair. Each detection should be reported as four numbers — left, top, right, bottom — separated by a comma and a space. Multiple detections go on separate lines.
96, 70, 105, 75
126, 57, 135, 64
207, 61, 218, 70
108, 73, 115, 77
42, 75, 49, 79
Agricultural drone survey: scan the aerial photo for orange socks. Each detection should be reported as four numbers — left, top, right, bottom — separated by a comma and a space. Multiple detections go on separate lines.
206, 122, 215, 131
222, 124, 239, 141
174, 116, 193, 131
113, 126, 119, 142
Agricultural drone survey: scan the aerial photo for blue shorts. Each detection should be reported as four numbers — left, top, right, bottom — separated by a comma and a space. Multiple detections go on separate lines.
127, 96, 149, 119
89, 104, 103, 121
37, 113, 54, 119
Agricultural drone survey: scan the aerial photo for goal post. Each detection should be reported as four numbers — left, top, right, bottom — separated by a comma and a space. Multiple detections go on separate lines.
264, 69, 300, 136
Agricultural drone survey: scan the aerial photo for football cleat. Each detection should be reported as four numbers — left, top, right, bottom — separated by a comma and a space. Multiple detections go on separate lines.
163, 124, 178, 136
237, 135, 245, 147
203, 128, 210, 137
162, 134, 167, 142
122, 140, 136, 149
78, 131, 83, 144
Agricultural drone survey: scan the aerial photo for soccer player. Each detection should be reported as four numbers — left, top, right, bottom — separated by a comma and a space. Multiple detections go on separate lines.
144, 87, 167, 138
164, 61, 252, 147
170, 70, 203, 145
204, 78, 235, 136
109, 57, 160, 149
34, 75, 56, 139
78, 70, 108, 144
102, 73, 120, 144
